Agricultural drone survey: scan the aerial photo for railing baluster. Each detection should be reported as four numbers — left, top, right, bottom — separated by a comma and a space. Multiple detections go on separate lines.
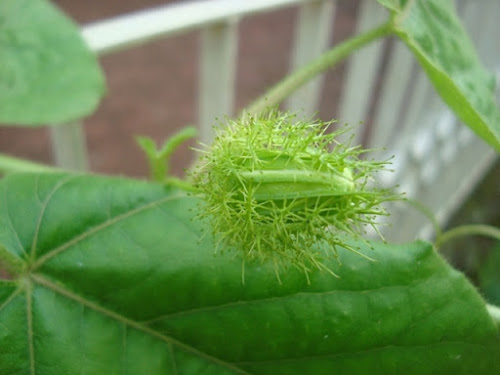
49, 122, 89, 171
337, 0, 387, 144
367, 41, 413, 149
286, 0, 335, 116
198, 20, 238, 143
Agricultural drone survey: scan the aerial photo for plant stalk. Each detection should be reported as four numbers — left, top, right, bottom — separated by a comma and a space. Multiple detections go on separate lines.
242, 21, 393, 117
0, 153, 59, 175
435, 224, 500, 248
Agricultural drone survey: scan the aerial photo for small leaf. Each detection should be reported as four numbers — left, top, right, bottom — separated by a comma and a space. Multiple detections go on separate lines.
0, 0, 105, 125
0, 173, 499, 374
136, 136, 159, 159
136, 126, 197, 182
379, 0, 500, 152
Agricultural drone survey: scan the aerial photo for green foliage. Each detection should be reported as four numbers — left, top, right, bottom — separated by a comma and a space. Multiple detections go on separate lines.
0, 0, 105, 125
479, 242, 500, 306
192, 111, 397, 280
136, 126, 197, 183
0, 1, 499, 373
379, 0, 500, 152
0, 173, 499, 374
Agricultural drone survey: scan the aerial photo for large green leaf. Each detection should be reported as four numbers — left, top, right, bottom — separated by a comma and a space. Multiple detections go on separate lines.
0, 0, 105, 125
378, 0, 500, 152
0, 173, 498, 374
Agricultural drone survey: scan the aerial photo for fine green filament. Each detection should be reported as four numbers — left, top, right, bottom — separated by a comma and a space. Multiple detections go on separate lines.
435, 224, 500, 249
192, 111, 399, 281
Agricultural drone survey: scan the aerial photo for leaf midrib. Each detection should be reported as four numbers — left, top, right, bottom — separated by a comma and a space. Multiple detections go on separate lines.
26, 278, 35, 375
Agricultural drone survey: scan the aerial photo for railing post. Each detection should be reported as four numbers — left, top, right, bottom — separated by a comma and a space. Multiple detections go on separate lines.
337, 0, 387, 144
286, 0, 335, 116
198, 19, 238, 144
49, 122, 89, 171
366, 41, 414, 149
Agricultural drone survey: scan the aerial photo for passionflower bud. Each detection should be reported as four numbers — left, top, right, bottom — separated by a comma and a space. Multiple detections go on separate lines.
192, 111, 397, 281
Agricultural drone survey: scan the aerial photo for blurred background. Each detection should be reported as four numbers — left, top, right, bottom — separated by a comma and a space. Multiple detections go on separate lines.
0, 0, 359, 177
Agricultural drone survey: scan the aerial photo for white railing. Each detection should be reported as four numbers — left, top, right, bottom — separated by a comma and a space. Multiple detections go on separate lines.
51, 0, 336, 169
49, 0, 500, 242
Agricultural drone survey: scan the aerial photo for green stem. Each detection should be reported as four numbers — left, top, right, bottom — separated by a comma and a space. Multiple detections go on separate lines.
150, 159, 167, 183
243, 21, 393, 117
0, 153, 59, 175
435, 225, 500, 248
165, 177, 199, 193
486, 303, 500, 330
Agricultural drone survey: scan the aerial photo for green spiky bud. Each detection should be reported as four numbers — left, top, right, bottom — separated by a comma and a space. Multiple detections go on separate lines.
192, 111, 398, 281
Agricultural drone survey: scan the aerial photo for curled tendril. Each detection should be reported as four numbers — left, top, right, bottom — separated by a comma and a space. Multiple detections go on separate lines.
192, 110, 400, 282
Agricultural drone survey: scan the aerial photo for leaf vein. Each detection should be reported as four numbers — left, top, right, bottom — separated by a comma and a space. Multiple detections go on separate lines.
233, 340, 494, 367
26, 279, 35, 375
168, 342, 179, 375
32, 192, 187, 269
31, 274, 249, 375
30, 175, 77, 262
142, 283, 415, 323
3, 179, 27, 257
0, 283, 22, 313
